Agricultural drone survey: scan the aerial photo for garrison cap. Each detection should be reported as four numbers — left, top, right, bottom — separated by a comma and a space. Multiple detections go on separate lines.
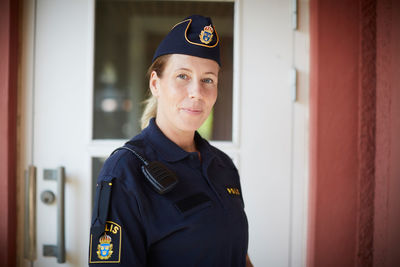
152, 15, 221, 66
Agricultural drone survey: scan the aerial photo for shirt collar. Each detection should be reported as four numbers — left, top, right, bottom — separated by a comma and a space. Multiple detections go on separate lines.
143, 118, 214, 163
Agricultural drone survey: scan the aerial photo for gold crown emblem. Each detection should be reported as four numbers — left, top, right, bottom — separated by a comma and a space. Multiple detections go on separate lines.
203, 25, 213, 33
99, 233, 112, 244
199, 25, 214, 44
97, 233, 113, 260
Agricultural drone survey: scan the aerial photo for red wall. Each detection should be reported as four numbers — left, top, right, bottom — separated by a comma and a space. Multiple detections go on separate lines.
308, 0, 400, 266
0, 0, 19, 266
308, 0, 360, 266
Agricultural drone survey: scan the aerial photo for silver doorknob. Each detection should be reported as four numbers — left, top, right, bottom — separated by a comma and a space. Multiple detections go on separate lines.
41, 190, 55, 205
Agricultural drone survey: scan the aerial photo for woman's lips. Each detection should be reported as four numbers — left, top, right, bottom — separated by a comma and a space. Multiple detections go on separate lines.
180, 107, 203, 115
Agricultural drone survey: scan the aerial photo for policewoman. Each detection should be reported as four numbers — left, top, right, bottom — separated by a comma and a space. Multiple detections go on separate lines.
89, 15, 252, 267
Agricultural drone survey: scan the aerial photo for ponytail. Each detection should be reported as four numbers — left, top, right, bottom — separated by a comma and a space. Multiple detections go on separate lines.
140, 95, 157, 129
140, 55, 171, 129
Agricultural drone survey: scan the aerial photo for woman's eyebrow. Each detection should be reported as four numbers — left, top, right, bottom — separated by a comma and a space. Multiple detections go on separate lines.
175, 68, 192, 72
175, 68, 217, 77
204, 71, 218, 77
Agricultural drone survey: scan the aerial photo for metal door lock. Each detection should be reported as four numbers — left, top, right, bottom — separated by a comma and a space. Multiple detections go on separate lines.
43, 167, 66, 263
41, 190, 55, 205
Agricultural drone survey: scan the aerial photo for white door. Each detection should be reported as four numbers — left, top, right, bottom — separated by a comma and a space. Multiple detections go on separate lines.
20, 0, 308, 266
22, 1, 96, 266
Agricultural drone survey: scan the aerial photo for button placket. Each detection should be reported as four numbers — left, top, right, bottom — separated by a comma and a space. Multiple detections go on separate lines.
187, 152, 201, 169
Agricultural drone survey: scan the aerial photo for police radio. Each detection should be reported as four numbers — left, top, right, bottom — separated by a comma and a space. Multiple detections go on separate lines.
112, 143, 178, 194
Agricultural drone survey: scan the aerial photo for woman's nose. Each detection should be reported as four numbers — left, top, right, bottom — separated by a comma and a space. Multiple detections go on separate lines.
188, 81, 202, 99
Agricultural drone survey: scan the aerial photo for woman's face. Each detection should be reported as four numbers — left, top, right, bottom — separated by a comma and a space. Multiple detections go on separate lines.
150, 54, 219, 134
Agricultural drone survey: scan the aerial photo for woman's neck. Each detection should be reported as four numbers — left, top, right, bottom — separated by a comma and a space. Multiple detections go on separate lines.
155, 117, 197, 152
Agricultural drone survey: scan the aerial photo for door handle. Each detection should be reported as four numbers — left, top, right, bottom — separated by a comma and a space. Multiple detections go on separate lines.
24, 165, 37, 261
43, 167, 66, 263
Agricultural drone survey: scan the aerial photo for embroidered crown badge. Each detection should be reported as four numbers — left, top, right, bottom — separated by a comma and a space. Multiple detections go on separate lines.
199, 25, 214, 44
97, 233, 114, 260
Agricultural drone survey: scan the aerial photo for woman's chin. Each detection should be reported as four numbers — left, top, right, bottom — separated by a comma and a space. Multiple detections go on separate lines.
177, 118, 205, 133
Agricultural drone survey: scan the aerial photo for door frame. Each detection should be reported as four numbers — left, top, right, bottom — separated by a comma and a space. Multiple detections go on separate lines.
15, 0, 37, 265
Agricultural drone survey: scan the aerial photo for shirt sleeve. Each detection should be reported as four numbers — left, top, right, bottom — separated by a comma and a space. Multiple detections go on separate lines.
89, 170, 148, 266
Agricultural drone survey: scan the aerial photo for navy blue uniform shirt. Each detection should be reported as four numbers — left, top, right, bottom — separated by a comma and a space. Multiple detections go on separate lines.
89, 118, 248, 266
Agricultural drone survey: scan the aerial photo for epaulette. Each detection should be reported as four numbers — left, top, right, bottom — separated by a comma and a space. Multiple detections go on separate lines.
91, 180, 113, 238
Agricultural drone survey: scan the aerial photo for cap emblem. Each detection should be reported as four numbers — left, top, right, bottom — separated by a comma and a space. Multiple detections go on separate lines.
199, 25, 214, 44
97, 233, 113, 260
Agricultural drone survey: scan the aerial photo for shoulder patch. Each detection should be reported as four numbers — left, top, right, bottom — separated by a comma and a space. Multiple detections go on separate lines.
89, 221, 122, 263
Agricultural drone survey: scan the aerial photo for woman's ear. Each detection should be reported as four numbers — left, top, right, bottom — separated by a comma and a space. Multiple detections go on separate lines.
149, 71, 160, 97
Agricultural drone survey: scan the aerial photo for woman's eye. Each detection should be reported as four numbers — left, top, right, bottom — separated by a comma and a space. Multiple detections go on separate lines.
202, 78, 214, 84
177, 74, 188, 80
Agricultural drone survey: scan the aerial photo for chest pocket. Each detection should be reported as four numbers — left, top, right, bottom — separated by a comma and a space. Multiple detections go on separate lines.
174, 192, 212, 216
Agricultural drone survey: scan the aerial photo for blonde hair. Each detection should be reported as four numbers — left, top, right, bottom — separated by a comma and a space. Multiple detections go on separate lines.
140, 55, 171, 129
140, 95, 157, 129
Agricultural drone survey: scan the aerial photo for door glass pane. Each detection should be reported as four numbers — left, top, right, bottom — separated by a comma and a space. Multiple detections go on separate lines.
93, 0, 234, 141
